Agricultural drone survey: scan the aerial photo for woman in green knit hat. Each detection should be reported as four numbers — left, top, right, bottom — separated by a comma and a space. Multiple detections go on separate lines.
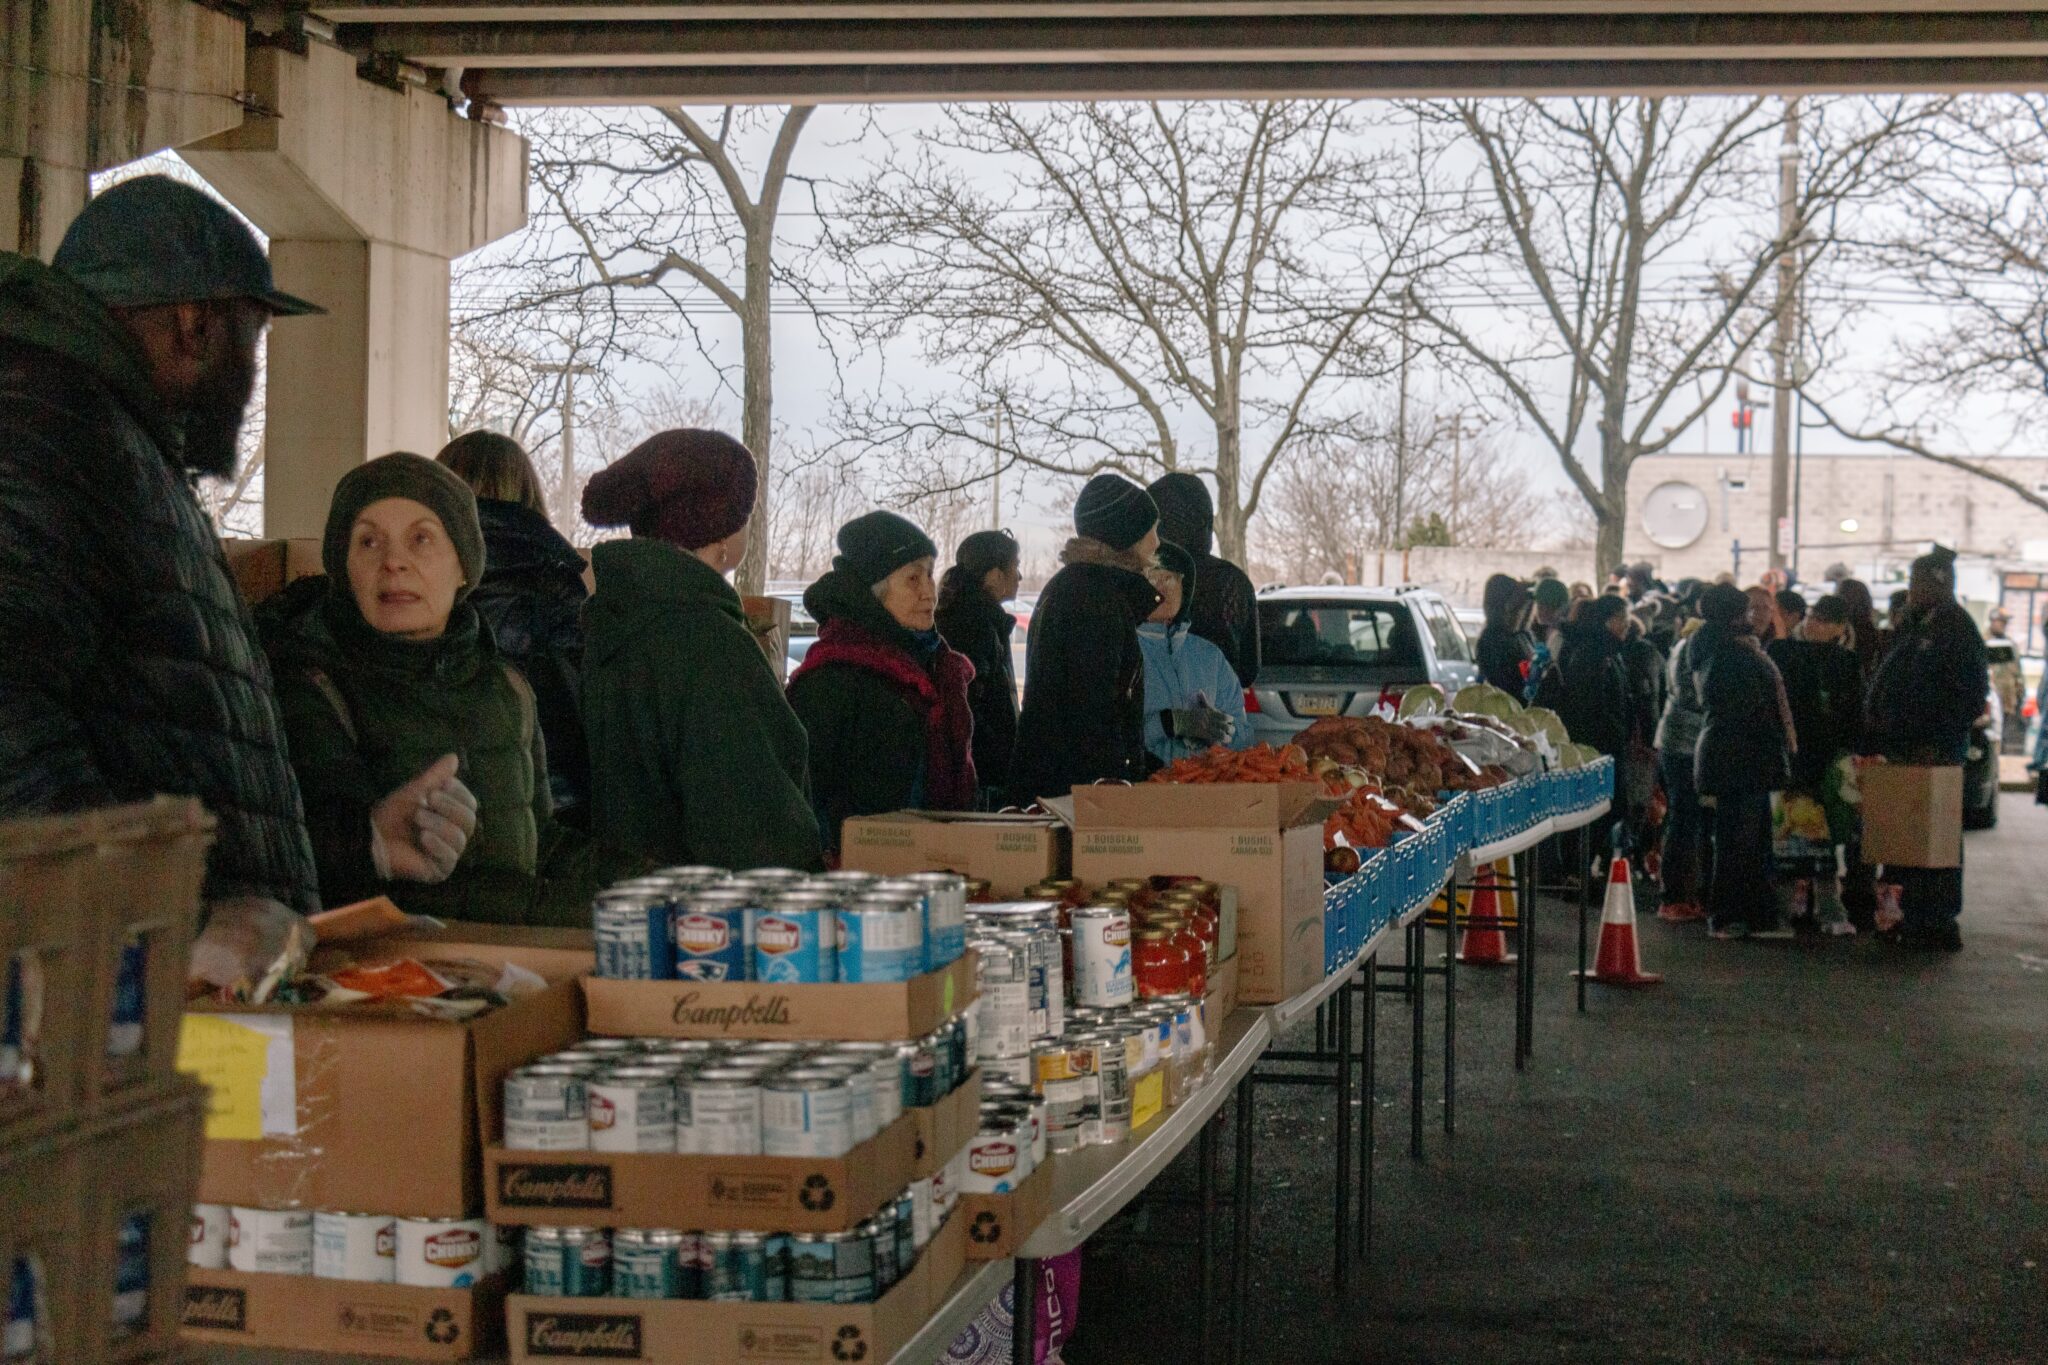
259, 451, 641, 925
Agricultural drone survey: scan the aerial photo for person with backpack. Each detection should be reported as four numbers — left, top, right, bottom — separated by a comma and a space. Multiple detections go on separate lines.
260, 453, 641, 925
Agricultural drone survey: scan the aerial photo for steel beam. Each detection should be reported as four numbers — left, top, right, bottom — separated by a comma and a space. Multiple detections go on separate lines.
462, 52, 2048, 103
316, 0, 2048, 20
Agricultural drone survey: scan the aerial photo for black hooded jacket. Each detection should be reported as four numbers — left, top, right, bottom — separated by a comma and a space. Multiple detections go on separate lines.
0, 254, 319, 911
934, 575, 1018, 795
470, 499, 591, 825
1149, 473, 1260, 688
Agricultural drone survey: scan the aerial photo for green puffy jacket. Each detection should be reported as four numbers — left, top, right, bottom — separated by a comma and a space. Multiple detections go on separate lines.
259, 577, 640, 925
581, 538, 823, 872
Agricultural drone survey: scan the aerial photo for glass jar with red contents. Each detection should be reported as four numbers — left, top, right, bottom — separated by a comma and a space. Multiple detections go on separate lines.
1107, 878, 1154, 911
1147, 915, 1208, 998
1133, 928, 1191, 999
1157, 893, 1218, 969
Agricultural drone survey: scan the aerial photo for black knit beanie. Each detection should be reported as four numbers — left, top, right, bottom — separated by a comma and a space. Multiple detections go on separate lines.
322, 452, 486, 599
1698, 582, 1751, 627
1074, 474, 1159, 551
836, 510, 939, 586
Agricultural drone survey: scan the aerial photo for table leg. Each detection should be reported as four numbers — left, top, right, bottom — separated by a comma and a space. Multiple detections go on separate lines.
1408, 917, 1424, 1160
1335, 969, 1354, 1292
1199, 1116, 1217, 1363
1011, 1258, 1036, 1365
1230, 1075, 1254, 1365
1577, 826, 1592, 1013
1442, 881, 1456, 1137
1518, 847, 1537, 1068
1359, 966, 1376, 1258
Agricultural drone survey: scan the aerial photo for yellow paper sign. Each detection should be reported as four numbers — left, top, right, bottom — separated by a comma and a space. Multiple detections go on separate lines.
942, 971, 956, 1017
176, 1014, 275, 1141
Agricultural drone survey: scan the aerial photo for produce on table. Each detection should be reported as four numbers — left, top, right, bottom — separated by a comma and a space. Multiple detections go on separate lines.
1148, 742, 1314, 785
1295, 716, 1509, 796
1452, 683, 1522, 718
1396, 683, 1446, 718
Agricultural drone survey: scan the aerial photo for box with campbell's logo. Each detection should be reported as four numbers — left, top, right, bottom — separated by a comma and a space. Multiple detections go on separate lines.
958, 1158, 1056, 1261
181, 1269, 507, 1360
506, 1202, 969, 1365
580, 951, 977, 1043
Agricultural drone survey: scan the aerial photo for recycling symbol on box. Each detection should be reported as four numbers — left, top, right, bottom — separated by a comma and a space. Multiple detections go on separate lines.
831, 1325, 869, 1361
969, 1212, 1002, 1245
799, 1174, 837, 1212
424, 1309, 461, 1345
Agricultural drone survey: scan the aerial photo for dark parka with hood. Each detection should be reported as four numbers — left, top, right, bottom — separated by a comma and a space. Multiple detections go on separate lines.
470, 498, 592, 824
259, 572, 636, 926
582, 538, 824, 872
1148, 473, 1261, 688
1008, 538, 1162, 806
788, 570, 977, 853
1541, 616, 1632, 760
1866, 597, 1989, 765
0, 254, 319, 910
1693, 619, 1790, 798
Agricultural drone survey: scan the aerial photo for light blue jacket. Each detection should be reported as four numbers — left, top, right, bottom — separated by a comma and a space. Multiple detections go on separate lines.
1139, 622, 1255, 765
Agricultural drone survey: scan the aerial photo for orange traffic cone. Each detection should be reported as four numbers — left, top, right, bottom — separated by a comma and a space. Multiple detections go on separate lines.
1458, 865, 1516, 965
1574, 855, 1663, 986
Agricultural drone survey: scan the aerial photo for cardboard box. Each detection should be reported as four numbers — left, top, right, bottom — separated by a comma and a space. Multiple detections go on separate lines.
743, 595, 794, 685
1073, 784, 1337, 1006
1203, 951, 1239, 1023
484, 1110, 918, 1233
958, 1158, 1055, 1261
910, 1072, 982, 1179
181, 1270, 507, 1359
507, 1205, 968, 1365
184, 931, 590, 1218
840, 812, 1070, 897
0, 1078, 206, 1365
0, 797, 212, 1143
581, 952, 977, 1043
1860, 763, 1964, 869
222, 537, 324, 606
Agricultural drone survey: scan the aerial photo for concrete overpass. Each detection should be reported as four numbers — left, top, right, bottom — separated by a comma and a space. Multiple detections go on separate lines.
8, 1, 2048, 534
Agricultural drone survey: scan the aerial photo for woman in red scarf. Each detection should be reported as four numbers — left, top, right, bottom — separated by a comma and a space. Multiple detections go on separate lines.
789, 511, 977, 856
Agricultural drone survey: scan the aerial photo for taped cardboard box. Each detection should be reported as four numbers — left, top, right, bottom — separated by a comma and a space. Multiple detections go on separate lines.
222, 538, 324, 607
1860, 763, 1964, 869
840, 811, 1070, 897
959, 1158, 1055, 1261
911, 1072, 983, 1179
742, 595, 794, 685
582, 952, 976, 1043
183, 928, 590, 1219
508, 1204, 968, 1365
0, 1077, 206, 1365
182, 1270, 507, 1360
485, 1108, 918, 1233
0, 797, 212, 1144
1072, 783, 1337, 1006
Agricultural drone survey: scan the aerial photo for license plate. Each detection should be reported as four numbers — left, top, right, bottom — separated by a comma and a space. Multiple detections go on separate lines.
1292, 693, 1343, 716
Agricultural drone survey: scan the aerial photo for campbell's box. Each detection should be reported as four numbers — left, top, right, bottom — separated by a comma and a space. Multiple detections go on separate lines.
508, 1204, 968, 1365
581, 952, 976, 1043
484, 1109, 919, 1233
181, 921, 592, 1218
1072, 783, 1337, 1006
959, 1158, 1057, 1261
182, 1270, 507, 1360
840, 811, 1070, 897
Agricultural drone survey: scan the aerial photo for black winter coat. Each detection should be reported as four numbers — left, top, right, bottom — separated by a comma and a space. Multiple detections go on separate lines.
0, 254, 318, 911
934, 586, 1018, 795
1694, 623, 1789, 797
471, 499, 590, 825
1768, 638, 1863, 788
1152, 478, 1261, 687
1474, 625, 1534, 697
1008, 540, 1162, 806
1545, 623, 1631, 760
788, 570, 977, 853
1865, 599, 1989, 764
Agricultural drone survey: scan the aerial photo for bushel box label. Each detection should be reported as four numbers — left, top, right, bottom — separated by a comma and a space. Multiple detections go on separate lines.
498, 1163, 615, 1209
183, 1285, 248, 1332
525, 1311, 644, 1358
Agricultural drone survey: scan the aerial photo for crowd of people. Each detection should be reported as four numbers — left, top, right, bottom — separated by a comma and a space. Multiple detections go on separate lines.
1477, 552, 1994, 951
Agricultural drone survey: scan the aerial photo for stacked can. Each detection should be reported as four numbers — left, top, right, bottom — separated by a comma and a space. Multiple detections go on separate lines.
966, 926, 1035, 1090
967, 902, 1065, 1042
195, 1206, 502, 1288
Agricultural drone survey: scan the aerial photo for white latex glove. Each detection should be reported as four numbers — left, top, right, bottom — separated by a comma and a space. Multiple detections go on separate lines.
188, 897, 311, 999
370, 754, 478, 884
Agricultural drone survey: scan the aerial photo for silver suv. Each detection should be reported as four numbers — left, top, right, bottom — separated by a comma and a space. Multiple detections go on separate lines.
1246, 586, 1479, 744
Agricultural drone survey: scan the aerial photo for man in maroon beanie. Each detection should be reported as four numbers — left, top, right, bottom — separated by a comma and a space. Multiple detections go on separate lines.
577, 428, 824, 871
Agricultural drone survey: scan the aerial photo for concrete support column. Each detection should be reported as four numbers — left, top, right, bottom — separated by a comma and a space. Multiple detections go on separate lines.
2, 0, 245, 257
184, 38, 526, 537
263, 240, 453, 537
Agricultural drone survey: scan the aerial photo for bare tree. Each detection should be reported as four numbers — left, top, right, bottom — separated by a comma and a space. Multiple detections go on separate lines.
463, 105, 824, 592
1805, 94, 2048, 516
1255, 401, 1542, 580
833, 101, 1434, 564
1407, 96, 1938, 574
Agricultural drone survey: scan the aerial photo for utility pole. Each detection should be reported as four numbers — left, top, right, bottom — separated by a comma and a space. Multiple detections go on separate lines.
537, 361, 598, 536
1394, 302, 1412, 544
1768, 97, 1801, 575
990, 405, 1003, 530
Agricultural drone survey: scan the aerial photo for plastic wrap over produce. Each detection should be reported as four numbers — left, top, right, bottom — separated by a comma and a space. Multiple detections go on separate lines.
1400, 714, 1540, 777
